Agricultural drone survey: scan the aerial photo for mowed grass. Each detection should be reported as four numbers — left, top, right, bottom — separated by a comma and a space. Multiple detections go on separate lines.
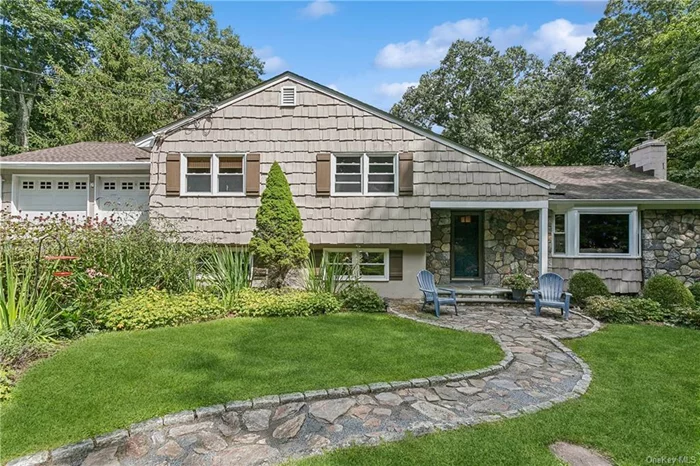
0, 313, 502, 461
300, 324, 700, 466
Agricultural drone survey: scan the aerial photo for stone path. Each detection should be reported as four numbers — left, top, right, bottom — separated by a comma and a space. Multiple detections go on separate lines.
11, 304, 599, 466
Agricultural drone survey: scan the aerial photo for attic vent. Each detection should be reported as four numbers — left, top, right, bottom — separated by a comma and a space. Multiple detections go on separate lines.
280, 86, 296, 107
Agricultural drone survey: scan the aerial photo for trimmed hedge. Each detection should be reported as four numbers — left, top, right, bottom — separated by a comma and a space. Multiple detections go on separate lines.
98, 289, 226, 331
584, 296, 662, 324
341, 285, 386, 313
642, 275, 695, 309
232, 288, 341, 317
569, 272, 609, 305
585, 296, 700, 328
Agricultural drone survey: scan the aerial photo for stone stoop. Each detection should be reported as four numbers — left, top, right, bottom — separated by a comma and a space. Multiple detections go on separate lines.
453, 287, 535, 306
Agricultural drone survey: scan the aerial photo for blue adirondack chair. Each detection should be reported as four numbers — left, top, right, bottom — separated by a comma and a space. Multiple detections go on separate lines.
417, 270, 458, 317
532, 273, 571, 320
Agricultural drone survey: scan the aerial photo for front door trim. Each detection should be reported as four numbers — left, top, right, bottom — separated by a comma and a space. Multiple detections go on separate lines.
450, 211, 484, 282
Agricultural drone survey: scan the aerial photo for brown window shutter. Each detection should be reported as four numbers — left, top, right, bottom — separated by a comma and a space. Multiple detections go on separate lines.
389, 250, 403, 281
316, 153, 331, 196
398, 152, 414, 196
165, 152, 180, 196
246, 153, 261, 196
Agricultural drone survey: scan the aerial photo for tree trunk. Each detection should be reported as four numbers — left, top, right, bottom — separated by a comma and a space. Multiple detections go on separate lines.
14, 78, 37, 149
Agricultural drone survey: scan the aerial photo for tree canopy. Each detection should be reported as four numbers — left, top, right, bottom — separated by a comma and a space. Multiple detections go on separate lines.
392, 0, 700, 187
1, 0, 263, 153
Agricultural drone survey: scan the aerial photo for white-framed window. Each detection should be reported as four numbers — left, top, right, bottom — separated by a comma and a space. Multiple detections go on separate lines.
139, 181, 150, 190
181, 153, 246, 196
553, 207, 639, 258
39, 181, 52, 190
22, 181, 34, 190
75, 181, 87, 190
324, 248, 389, 281
103, 181, 116, 190
121, 181, 134, 190
331, 153, 398, 196
552, 213, 566, 255
57, 181, 70, 190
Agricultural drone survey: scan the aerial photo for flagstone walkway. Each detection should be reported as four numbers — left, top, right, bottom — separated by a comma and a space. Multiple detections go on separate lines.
12, 304, 599, 466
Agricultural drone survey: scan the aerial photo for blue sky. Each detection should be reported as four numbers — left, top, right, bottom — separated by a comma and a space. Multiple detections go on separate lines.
210, 1, 606, 109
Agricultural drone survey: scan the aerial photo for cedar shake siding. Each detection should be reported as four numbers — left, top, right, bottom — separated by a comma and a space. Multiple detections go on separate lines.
551, 257, 643, 294
149, 79, 548, 244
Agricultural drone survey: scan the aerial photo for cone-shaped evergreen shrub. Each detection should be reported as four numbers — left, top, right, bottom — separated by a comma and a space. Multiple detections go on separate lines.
250, 162, 309, 287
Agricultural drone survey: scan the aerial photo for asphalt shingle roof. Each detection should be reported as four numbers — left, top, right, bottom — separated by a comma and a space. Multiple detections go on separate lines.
0, 142, 149, 163
520, 165, 700, 200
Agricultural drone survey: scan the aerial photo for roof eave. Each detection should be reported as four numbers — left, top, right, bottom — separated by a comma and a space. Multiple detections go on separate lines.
0, 162, 150, 170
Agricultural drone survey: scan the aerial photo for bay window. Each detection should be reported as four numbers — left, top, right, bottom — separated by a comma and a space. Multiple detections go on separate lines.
324, 249, 389, 281
331, 153, 397, 196
182, 153, 245, 195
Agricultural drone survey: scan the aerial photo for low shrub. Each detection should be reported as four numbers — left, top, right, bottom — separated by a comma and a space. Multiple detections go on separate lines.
0, 367, 16, 402
233, 288, 340, 317
688, 282, 700, 306
642, 275, 695, 309
0, 322, 57, 370
340, 284, 386, 313
584, 296, 662, 324
98, 288, 226, 331
584, 296, 700, 328
569, 272, 609, 305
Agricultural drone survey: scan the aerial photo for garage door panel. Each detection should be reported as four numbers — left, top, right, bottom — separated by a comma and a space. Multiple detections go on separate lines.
16, 176, 88, 220
97, 176, 149, 225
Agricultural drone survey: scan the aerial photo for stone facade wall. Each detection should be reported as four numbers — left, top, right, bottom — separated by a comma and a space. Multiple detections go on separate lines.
642, 210, 700, 284
427, 209, 539, 286
483, 210, 539, 286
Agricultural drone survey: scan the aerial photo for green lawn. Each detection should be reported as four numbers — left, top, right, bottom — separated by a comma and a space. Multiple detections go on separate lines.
0, 313, 502, 461
300, 324, 700, 466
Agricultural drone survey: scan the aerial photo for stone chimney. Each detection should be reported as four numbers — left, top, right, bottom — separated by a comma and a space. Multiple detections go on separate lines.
628, 134, 667, 180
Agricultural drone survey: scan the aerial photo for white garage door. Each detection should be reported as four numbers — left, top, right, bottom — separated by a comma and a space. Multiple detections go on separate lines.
16, 176, 88, 220
96, 176, 150, 225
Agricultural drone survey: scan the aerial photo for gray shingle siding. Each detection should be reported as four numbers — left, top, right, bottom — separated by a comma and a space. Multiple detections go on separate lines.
150, 80, 548, 244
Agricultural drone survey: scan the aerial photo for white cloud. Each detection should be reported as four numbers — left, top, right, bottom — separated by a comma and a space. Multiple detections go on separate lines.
526, 19, 595, 56
375, 17, 594, 69
375, 18, 488, 69
327, 84, 340, 91
376, 82, 419, 98
300, 0, 337, 19
255, 47, 287, 74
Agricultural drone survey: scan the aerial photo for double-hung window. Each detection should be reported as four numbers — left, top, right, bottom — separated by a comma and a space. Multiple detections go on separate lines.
324, 249, 389, 281
332, 153, 397, 196
182, 153, 245, 195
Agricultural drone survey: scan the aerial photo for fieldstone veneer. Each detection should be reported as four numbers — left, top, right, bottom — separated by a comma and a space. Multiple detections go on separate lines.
642, 210, 700, 284
428, 209, 540, 286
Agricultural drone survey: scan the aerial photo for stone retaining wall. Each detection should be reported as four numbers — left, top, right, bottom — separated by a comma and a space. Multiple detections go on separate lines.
642, 210, 700, 284
428, 209, 539, 286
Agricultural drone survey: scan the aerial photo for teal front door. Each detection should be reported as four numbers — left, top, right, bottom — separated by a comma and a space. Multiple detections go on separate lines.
451, 212, 483, 280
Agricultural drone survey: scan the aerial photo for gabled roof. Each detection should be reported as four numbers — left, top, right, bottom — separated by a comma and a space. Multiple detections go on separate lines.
0, 142, 149, 163
520, 165, 700, 202
134, 71, 553, 190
